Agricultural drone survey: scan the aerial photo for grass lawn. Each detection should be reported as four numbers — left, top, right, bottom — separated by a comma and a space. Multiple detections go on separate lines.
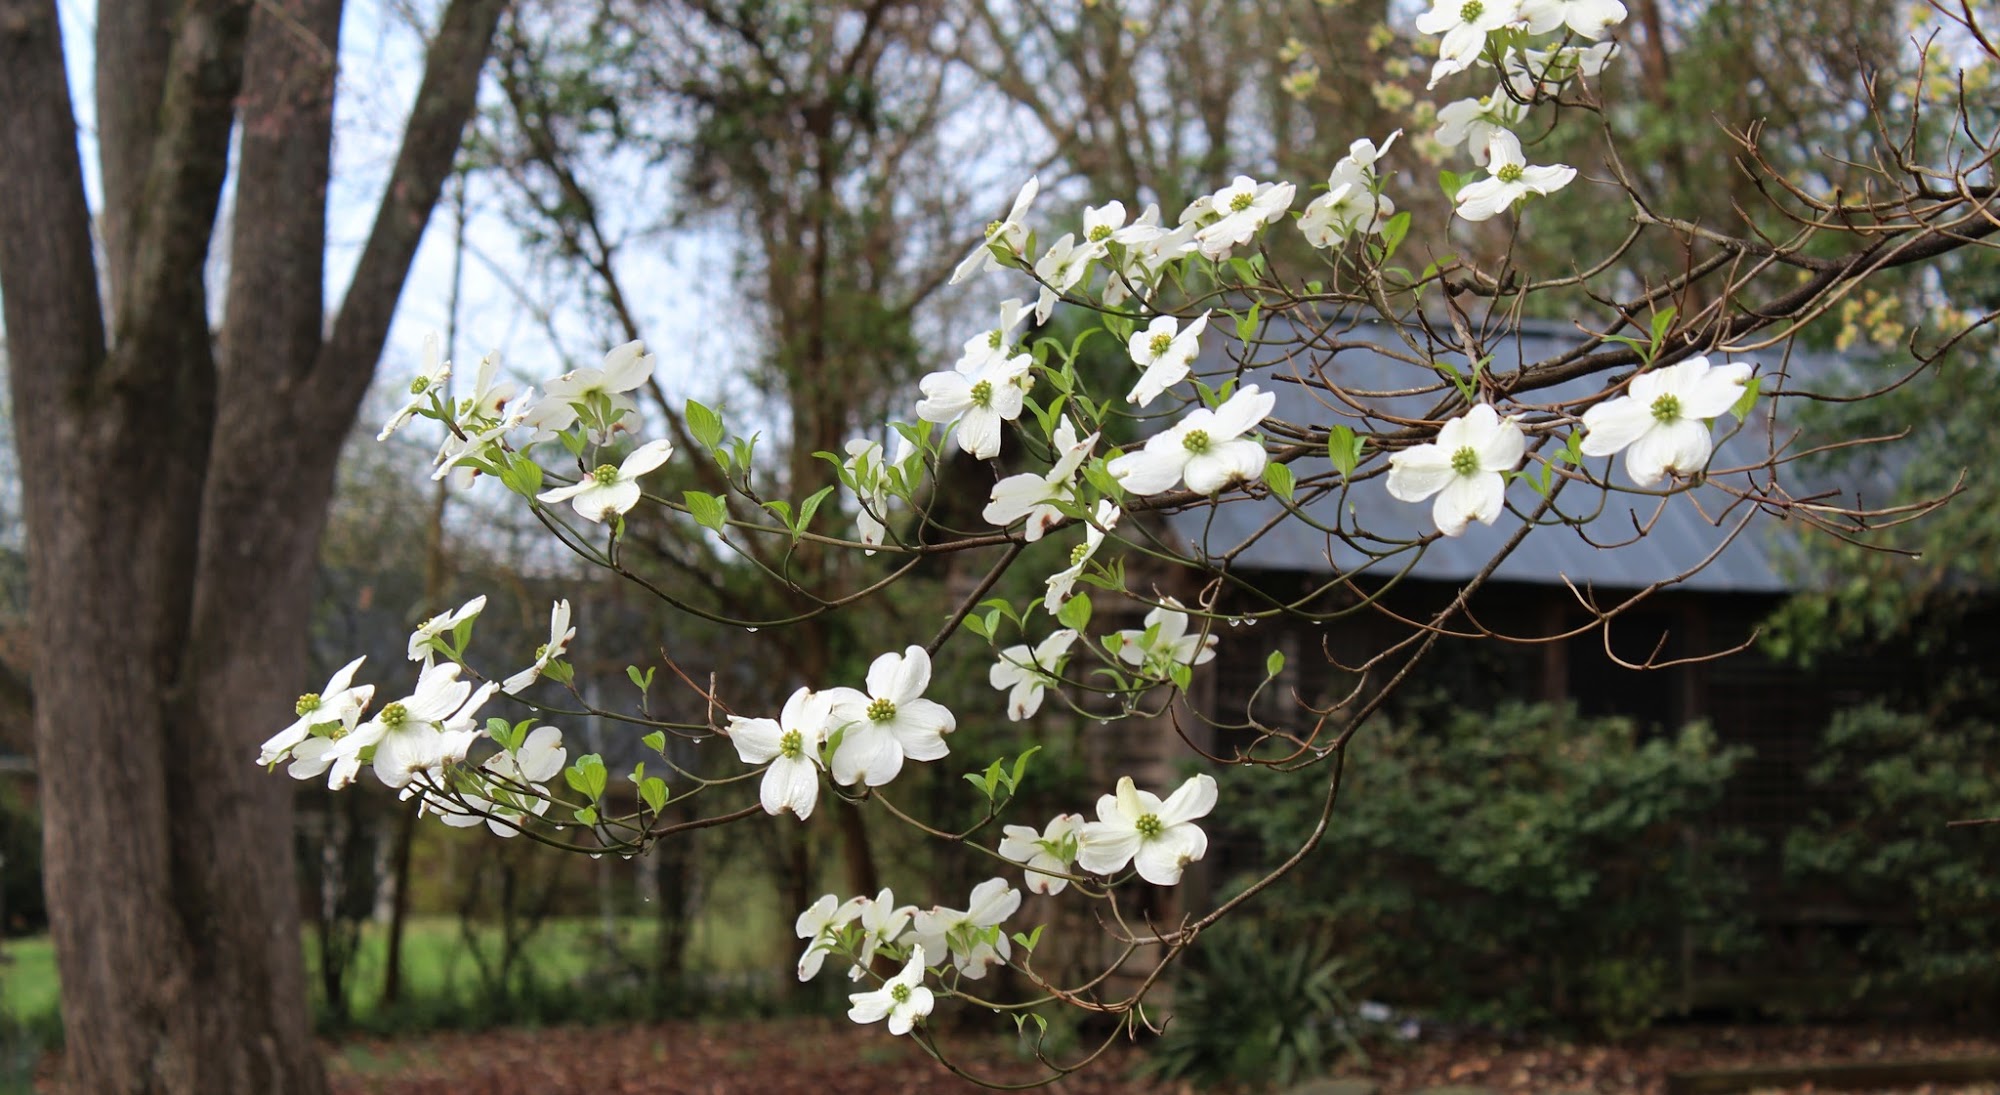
0, 876, 785, 1044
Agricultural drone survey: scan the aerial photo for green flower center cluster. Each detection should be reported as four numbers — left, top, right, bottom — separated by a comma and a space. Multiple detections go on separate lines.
867, 697, 897, 723
988, 329, 1004, 350
1148, 332, 1174, 358
1089, 225, 1114, 242
1451, 445, 1481, 476
1069, 543, 1090, 566
779, 729, 804, 759
380, 702, 409, 729
295, 693, 322, 716
1496, 163, 1525, 183
970, 379, 994, 408
1182, 428, 1211, 454
1134, 813, 1164, 839
1229, 192, 1256, 213
985, 219, 1005, 238
1460, 0, 1484, 22
890, 983, 912, 1004
409, 376, 432, 395
1651, 393, 1682, 423
591, 464, 621, 485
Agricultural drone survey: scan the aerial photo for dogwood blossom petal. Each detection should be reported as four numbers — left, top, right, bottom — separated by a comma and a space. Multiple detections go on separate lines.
847, 947, 934, 1035
1580, 357, 1753, 486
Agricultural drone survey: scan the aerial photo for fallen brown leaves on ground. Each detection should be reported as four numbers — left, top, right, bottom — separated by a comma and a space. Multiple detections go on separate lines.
327, 1018, 1154, 1095
323, 1020, 2000, 1095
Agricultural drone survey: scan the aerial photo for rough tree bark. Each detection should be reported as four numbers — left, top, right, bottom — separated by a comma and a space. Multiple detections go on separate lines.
0, 0, 503, 1087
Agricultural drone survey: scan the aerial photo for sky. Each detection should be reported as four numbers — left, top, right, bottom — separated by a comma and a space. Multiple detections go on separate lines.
38, 0, 754, 428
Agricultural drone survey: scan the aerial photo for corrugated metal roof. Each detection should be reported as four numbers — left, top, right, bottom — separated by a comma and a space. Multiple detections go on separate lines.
1162, 317, 1870, 593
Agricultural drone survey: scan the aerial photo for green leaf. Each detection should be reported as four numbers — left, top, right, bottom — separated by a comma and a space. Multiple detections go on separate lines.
1328, 425, 1362, 478
1380, 210, 1411, 257
686, 399, 724, 451
1012, 924, 1046, 953
1007, 745, 1041, 793
642, 731, 666, 754
1266, 649, 1287, 678
626, 665, 655, 694
640, 776, 669, 814
1057, 592, 1093, 632
964, 613, 990, 640
795, 485, 836, 535
1649, 307, 1677, 349
1263, 461, 1295, 501
1439, 168, 1464, 199
1730, 375, 1762, 420
565, 754, 608, 800
573, 805, 599, 825
684, 490, 728, 532
1169, 661, 1193, 692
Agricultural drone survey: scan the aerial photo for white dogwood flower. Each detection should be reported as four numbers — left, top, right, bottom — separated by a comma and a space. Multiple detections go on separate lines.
847, 946, 934, 1035
982, 419, 1096, 541
845, 888, 918, 981
1193, 176, 1296, 260
432, 385, 537, 487
795, 894, 865, 981
439, 725, 567, 837
1078, 200, 1129, 263
911, 878, 1021, 981
1501, 40, 1619, 97
1435, 90, 1526, 164
1044, 500, 1121, 613
958, 298, 1033, 374
825, 646, 956, 787
1126, 311, 1210, 407
915, 352, 1032, 460
1453, 130, 1576, 222
501, 599, 576, 695
989, 628, 1078, 721
1104, 205, 1196, 307
407, 595, 488, 664
1580, 356, 1754, 487
998, 813, 1083, 895
378, 679, 493, 790
1078, 773, 1218, 886
727, 686, 834, 820
536, 438, 674, 523
1386, 403, 1526, 537
1417, 0, 1525, 87
1032, 232, 1093, 323
1299, 131, 1401, 248
380, 331, 451, 441
261, 656, 373, 767
320, 662, 473, 790
523, 340, 656, 438
951, 176, 1040, 285
1521, 0, 1626, 38
1108, 385, 1276, 496
1110, 597, 1217, 677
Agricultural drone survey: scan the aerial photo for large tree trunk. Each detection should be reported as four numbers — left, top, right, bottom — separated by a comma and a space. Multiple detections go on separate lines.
0, 0, 503, 1085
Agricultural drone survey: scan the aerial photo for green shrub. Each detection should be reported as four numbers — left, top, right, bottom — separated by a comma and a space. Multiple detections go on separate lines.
1783, 703, 2000, 1013
1224, 701, 1752, 1035
1140, 923, 1368, 1091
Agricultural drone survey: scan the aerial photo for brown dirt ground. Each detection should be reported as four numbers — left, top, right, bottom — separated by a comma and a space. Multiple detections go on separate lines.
320, 1019, 2000, 1095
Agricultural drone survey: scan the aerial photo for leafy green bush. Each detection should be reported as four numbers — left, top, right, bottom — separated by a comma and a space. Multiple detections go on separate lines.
1224, 702, 1752, 1035
1140, 923, 1368, 1091
1783, 703, 2000, 1013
